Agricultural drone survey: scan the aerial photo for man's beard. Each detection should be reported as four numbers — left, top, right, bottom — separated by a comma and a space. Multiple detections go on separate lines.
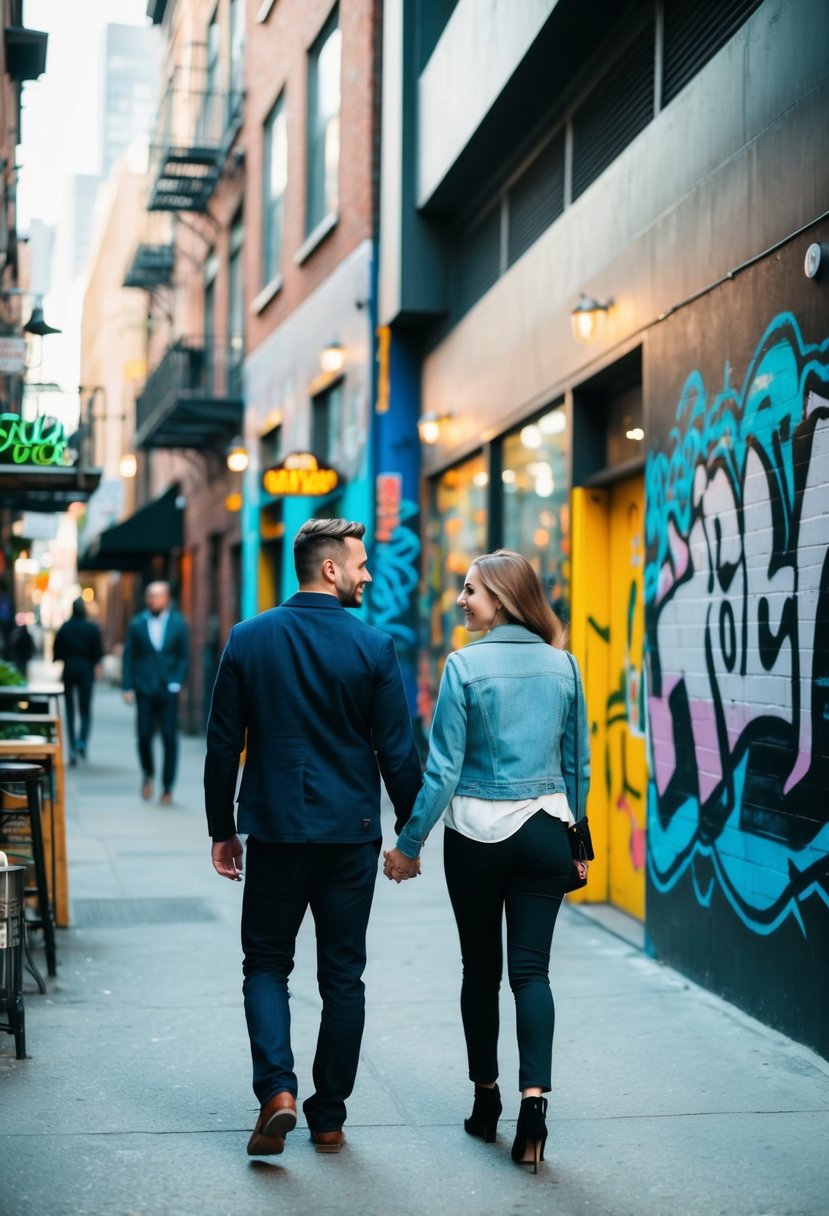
335, 578, 362, 608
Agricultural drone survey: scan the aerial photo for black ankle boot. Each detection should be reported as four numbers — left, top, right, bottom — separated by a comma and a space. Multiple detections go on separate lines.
511, 1096, 548, 1173
464, 1084, 502, 1142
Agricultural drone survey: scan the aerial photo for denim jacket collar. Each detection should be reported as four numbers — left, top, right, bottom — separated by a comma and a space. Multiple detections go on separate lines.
471, 623, 546, 645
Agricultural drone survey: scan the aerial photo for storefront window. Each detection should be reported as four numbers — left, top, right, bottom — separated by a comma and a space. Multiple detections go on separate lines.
421, 451, 488, 722
500, 403, 570, 624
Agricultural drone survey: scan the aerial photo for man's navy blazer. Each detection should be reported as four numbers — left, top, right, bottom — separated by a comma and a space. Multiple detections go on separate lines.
122, 610, 190, 697
204, 592, 422, 844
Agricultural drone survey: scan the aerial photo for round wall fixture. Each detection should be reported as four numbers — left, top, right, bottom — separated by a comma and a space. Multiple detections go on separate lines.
804, 242, 823, 279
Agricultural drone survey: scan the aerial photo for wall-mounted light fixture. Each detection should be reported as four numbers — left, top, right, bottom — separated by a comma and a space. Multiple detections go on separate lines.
570, 293, 612, 343
320, 338, 345, 376
417, 411, 451, 445
119, 452, 138, 478
226, 436, 249, 473
23, 302, 61, 337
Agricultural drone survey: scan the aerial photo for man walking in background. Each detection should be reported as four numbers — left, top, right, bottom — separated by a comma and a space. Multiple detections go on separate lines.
54, 598, 104, 764
122, 580, 189, 804
205, 518, 421, 1159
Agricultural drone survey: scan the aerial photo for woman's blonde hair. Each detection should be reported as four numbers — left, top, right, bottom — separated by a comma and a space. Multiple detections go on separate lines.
471, 549, 566, 648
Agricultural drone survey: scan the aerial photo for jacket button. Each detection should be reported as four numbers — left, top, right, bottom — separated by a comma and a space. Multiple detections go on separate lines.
361, 819, 370, 830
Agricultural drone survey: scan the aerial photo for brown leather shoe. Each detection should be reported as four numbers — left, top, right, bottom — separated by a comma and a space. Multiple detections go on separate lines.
247, 1091, 297, 1156
310, 1129, 346, 1154
159, 791, 173, 805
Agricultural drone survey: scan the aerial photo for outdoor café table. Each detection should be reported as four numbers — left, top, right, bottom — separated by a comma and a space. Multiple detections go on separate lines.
0, 707, 69, 928
0, 683, 64, 715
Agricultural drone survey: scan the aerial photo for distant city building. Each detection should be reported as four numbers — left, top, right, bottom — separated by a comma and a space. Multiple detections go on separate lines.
100, 23, 160, 178
71, 174, 101, 276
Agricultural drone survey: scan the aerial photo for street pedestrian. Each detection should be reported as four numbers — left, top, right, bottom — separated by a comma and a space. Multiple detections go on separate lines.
9, 614, 35, 677
54, 598, 103, 764
383, 550, 591, 1172
205, 518, 422, 1159
122, 580, 189, 804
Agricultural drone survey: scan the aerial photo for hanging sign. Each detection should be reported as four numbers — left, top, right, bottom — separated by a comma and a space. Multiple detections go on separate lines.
262, 451, 340, 497
0, 414, 68, 466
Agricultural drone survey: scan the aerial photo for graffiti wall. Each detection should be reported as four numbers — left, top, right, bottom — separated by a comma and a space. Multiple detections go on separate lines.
644, 239, 829, 1057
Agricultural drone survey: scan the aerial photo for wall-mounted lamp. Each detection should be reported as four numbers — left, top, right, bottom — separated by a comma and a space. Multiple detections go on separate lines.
570, 294, 612, 343
23, 303, 61, 337
226, 436, 249, 473
417, 412, 451, 445
320, 338, 345, 376
119, 452, 138, 478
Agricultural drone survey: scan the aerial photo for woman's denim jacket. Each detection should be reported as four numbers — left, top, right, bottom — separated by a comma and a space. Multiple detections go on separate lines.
396, 624, 590, 858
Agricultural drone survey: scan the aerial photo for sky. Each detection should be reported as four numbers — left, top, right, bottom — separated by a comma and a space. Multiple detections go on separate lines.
18, 0, 151, 228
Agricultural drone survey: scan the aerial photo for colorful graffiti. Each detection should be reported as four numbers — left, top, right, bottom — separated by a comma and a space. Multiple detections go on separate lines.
371, 473, 420, 647
645, 313, 829, 935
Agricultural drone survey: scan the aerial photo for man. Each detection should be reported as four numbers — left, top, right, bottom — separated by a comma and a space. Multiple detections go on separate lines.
122, 580, 189, 804
205, 518, 421, 1158
53, 598, 104, 764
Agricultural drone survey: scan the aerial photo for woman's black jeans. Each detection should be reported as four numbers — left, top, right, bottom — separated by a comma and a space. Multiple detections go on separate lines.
443, 812, 572, 1092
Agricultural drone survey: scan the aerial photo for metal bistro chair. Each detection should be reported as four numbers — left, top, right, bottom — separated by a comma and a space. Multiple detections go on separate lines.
0, 761, 56, 985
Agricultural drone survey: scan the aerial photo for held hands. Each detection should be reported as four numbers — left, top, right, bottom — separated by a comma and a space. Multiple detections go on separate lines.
212, 834, 244, 881
383, 847, 421, 884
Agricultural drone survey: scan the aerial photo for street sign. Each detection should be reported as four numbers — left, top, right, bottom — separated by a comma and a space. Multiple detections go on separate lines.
262, 451, 340, 497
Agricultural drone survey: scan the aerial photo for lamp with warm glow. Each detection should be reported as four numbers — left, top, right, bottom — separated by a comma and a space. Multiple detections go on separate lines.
570, 294, 612, 343
320, 339, 345, 376
417, 412, 450, 445
119, 452, 137, 478
226, 436, 249, 473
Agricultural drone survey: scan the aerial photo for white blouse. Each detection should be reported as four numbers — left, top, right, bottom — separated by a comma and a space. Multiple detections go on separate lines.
444, 791, 574, 844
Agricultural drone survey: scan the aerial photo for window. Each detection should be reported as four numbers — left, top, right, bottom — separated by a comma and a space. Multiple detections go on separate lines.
311, 379, 342, 464
201, 7, 221, 142
424, 453, 489, 710
260, 424, 282, 469
500, 405, 570, 623
229, 0, 245, 99
306, 9, 341, 234
263, 95, 287, 285
571, 18, 655, 202
204, 250, 218, 393
228, 214, 244, 397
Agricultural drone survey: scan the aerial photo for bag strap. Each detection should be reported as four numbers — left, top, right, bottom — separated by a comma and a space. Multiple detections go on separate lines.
565, 650, 580, 820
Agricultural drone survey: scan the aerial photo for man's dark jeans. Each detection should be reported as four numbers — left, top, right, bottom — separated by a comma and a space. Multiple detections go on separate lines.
64, 668, 94, 754
135, 691, 179, 792
241, 836, 380, 1132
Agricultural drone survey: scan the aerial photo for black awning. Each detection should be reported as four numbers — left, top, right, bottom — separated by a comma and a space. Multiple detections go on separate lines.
4, 26, 48, 81
78, 486, 182, 572
0, 464, 101, 511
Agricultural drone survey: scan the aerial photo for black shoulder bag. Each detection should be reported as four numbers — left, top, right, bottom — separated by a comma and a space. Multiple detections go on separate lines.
564, 651, 594, 891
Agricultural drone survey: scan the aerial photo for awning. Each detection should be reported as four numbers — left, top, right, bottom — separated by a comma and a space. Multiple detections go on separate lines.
78, 486, 182, 572
0, 463, 101, 512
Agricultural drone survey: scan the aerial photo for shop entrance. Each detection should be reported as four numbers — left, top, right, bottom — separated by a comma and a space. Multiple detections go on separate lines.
571, 475, 646, 919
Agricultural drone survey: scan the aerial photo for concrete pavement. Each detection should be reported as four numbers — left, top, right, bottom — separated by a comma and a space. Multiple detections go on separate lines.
1, 681, 828, 1216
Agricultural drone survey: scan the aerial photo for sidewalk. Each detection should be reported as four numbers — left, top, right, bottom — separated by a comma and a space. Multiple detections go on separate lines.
1, 682, 828, 1216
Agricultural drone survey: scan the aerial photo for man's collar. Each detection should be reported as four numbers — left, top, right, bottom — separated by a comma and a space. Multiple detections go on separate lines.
284, 592, 343, 610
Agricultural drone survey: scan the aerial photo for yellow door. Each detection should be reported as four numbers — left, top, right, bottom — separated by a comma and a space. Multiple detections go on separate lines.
570, 476, 646, 919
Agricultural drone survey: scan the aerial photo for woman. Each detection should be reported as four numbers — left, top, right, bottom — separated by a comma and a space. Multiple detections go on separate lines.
384, 551, 590, 1171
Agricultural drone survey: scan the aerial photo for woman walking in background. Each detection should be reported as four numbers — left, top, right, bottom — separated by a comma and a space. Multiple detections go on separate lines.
384, 550, 590, 1171
54, 598, 103, 765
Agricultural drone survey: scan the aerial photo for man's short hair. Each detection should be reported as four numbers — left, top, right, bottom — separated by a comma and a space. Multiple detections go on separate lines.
293, 518, 366, 584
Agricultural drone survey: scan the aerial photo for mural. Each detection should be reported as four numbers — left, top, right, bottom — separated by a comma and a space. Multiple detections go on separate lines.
645, 313, 829, 936
371, 472, 420, 647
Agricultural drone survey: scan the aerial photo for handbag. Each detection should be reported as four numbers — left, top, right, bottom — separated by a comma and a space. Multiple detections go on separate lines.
564, 652, 593, 892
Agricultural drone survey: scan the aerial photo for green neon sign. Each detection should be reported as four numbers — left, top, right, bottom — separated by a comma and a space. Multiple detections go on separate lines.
0, 414, 68, 466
